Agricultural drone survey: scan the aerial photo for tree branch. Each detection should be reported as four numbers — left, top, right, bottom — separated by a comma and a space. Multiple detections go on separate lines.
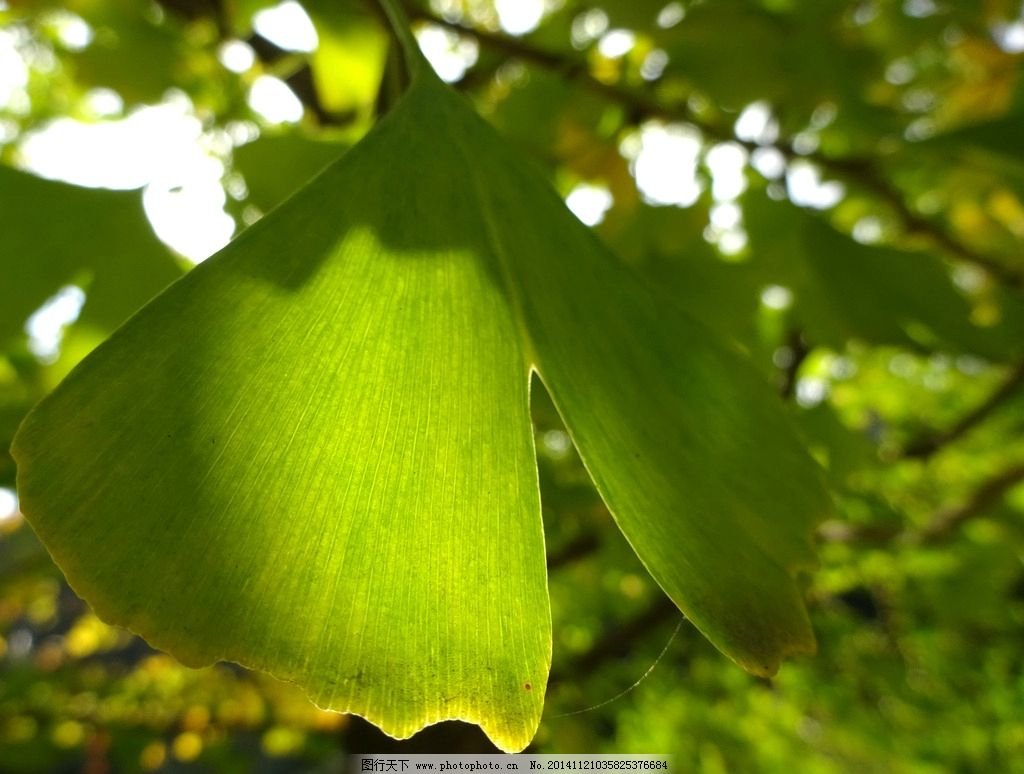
825, 157, 1023, 288
915, 463, 1024, 543
901, 360, 1024, 459
777, 329, 810, 400
409, 6, 1024, 288
406, 5, 723, 135
819, 462, 1024, 545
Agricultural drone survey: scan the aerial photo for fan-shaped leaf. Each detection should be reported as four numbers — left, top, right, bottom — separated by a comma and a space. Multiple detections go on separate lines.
13, 68, 826, 750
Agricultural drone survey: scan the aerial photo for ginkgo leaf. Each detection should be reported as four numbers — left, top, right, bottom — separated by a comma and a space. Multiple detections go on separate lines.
0, 165, 182, 346
232, 132, 348, 213
13, 80, 550, 753
13, 41, 827, 751
744, 192, 1021, 361
455, 114, 826, 676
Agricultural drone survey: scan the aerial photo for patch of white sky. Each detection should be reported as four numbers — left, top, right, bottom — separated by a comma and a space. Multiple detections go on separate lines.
657, 2, 685, 28
5, 1, 325, 267
786, 160, 844, 209
2, 6, 319, 360
799, 351, 859, 407
249, 75, 304, 123
623, 123, 703, 207
17, 97, 236, 261
616, 97, 845, 257
704, 142, 748, 255
0, 28, 29, 113
416, 25, 479, 82
735, 101, 778, 145
219, 39, 256, 73
761, 285, 793, 311
573, 6, 670, 73
48, 10, 94, 50
597, 29, 636, 59
993, 1, 1024, 53
735, 101, 844, 209
252, 0, 318, 52
640, 48, 669, 81
619, 120, 751, 254
796, 375, 829, 407
246, 2, 312, 118
421, 0, 556, 80
565, 184, 613, 226
495, 0, 545, 36
6, 0, 852, 351
903, 0, 938, 18
0, 487, 18, 526
571, 8, 608, 48
26, 285, 85, 361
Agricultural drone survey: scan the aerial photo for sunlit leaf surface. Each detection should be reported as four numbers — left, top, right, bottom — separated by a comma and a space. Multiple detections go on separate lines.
14, 68, 826, 749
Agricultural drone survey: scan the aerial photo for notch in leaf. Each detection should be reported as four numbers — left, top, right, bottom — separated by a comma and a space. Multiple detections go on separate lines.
12, 0, 828, 753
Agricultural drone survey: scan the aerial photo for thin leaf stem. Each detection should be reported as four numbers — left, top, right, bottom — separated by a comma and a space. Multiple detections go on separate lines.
375, 0, 427, 82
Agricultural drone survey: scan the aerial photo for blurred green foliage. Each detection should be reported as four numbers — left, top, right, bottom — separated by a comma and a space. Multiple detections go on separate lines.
1, 0, 1023, 769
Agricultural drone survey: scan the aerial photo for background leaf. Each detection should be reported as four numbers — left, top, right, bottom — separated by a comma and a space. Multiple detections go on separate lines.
0, 166, 182, 347
233, 131, 348, 213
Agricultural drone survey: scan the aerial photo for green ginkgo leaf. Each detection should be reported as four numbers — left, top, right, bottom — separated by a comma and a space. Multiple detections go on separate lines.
12, 5, 827, 753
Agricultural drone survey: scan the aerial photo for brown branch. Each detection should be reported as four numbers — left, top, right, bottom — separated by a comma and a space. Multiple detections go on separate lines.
819, 462, 1024, 545
816, 520, 900, 544
901, 361, 1024, 459
778, 330, 810, 400
283, 64, 347, 127
546, 532, 600, 571
410, 7, 1024, 288
406, 6, 723, 133
826, 157, 1023, 288
157, 0, 230, 38
915, 463, 1024, 543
